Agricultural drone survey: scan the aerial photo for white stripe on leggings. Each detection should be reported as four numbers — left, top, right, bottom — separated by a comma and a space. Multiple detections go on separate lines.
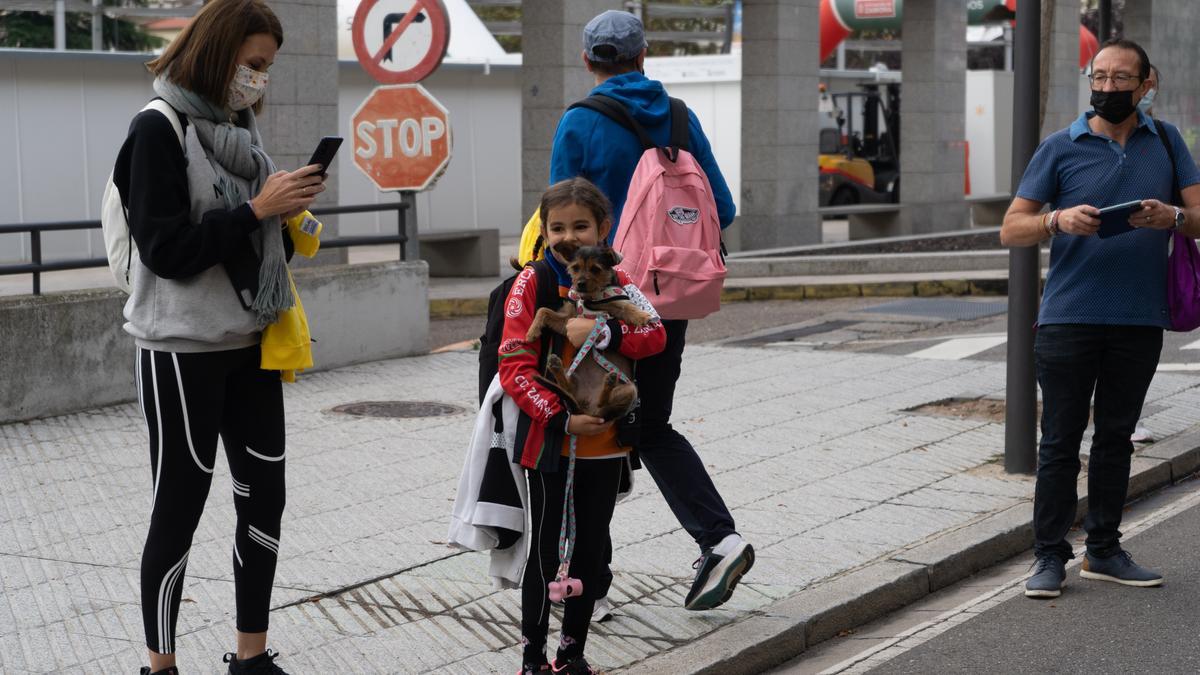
157, 551, 188, 654
149, 351, 164, 507
170, 353, 213, 474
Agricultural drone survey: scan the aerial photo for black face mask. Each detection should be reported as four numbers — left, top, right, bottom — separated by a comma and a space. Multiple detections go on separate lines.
1091, 89, 1139, 124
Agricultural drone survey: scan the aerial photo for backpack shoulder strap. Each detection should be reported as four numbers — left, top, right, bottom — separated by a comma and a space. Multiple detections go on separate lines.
1154, 119, 1183, 204
568, 94, 656, 150
143, 98, 185, 149
668, 97, 690, 154
528, 259, 560, 310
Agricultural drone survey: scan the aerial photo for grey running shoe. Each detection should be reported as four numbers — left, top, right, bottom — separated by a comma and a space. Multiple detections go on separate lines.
1080, 550, 1163, 587
685, 534, 755, 611
1024, 555, 1066, 598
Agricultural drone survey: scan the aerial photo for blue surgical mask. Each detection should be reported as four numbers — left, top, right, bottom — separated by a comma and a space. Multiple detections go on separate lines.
1138, 88, 1157, 114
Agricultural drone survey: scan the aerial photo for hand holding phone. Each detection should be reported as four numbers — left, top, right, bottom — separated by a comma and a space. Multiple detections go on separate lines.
307, 136, 343, 178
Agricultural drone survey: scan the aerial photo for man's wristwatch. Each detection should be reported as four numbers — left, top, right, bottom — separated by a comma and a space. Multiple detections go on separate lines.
1173, 206, 1186, 231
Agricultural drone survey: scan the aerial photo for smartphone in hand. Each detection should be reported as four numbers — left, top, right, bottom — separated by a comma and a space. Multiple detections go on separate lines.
307, 136, 343, 178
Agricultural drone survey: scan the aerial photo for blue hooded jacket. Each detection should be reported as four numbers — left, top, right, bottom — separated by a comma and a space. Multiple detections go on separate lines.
549, 72, 736, 242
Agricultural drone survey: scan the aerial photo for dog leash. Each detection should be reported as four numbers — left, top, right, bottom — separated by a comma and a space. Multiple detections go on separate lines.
555, 317, 633, 582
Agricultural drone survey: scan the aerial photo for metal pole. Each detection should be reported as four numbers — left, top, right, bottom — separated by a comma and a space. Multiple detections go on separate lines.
399, 191, 419, 261
92, 0, 103, 51
1098, 0, 1112, 42
1004, 0, 1041, 475
54, 0, 66, 51
31, 231, 41, 295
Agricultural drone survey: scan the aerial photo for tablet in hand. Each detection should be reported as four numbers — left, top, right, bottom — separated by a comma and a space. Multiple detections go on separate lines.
1097, 199, 1143, 239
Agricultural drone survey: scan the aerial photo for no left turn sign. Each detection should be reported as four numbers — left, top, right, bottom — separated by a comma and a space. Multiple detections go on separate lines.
352, 0, 451, 85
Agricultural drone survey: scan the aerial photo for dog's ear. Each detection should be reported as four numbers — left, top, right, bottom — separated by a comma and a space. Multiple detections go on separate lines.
602, 248, 623, 267
554, 240, 579, 261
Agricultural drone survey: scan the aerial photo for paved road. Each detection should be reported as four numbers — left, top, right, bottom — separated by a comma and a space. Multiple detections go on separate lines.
869, 480, 1200, 674
772, 476, 1200, 675
436, 296, 1200, 379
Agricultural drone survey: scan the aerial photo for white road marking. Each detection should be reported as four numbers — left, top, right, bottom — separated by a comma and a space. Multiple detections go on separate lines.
817, 481, 1200, 674
908, 335, 1009, 361
1180, 337, 1200, 351
1156, 363, 1200, 372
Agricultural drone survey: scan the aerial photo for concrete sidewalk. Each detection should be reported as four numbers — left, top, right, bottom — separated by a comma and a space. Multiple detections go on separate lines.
4, 338, 1200, 673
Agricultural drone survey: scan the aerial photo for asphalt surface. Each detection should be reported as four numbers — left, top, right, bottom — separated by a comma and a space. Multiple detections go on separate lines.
433, 297, 1200, 377
868, 489, 1200, 674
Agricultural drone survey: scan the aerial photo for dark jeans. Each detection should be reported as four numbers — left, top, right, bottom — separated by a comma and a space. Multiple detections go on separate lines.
1033, 324, 1162, 561
636, 319, 738, 549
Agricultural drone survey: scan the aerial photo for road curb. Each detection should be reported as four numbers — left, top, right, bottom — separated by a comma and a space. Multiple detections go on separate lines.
428, 277, 1012, 319
628, 431, 1200, 674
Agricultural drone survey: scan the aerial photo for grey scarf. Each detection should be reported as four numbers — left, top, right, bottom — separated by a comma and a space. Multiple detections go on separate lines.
152, 76, 292, 327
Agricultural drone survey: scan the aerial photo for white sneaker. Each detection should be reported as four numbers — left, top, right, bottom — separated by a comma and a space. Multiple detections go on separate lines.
684, 533, 755, 611
592, 595, 613, 623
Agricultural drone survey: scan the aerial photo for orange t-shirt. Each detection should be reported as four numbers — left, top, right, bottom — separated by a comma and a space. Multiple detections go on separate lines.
556, 290, 631, 459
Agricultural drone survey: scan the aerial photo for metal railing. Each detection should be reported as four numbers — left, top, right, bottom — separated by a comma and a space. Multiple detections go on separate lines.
0, 201, 410, 296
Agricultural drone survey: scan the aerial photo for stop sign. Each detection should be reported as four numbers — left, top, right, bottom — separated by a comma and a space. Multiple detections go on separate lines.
351, 84, 452, 192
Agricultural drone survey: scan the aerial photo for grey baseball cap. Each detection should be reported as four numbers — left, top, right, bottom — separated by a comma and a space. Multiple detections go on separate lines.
583, 10, 647, 63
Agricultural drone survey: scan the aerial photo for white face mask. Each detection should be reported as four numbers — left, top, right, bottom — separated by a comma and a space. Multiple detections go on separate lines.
228, 64, 269, 111
1138, 88, 1157, 114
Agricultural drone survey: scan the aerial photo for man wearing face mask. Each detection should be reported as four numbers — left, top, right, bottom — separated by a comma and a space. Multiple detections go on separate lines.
1001, 39, 1200, 600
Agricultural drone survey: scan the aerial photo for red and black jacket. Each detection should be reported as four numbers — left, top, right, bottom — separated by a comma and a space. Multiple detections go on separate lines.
498, 263, 666, 473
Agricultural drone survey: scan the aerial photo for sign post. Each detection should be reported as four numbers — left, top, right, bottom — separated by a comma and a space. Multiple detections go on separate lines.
350, 0, 452, 261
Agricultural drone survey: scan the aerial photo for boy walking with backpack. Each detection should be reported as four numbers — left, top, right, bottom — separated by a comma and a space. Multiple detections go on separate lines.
550, 10, 752, 612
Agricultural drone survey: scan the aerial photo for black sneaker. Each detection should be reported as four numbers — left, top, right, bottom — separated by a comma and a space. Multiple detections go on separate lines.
1081, 550, 1163, 587
684, 534, 755, 610
1024, 554, 1066, 598
140, 668, 179, 675
224, 649, 289, 675
550, 655, 599, 674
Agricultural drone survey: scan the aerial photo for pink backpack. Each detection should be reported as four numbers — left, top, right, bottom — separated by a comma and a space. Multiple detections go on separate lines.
569, 95, 726, 320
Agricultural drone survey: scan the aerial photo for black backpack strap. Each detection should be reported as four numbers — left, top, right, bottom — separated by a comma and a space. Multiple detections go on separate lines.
668, 97, 690, 154
1154, 120, 1183, 205
568, 94, 656, 150
529, 259, 560, 310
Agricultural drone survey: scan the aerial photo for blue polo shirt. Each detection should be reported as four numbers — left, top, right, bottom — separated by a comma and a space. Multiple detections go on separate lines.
1016, 111, 1200, 328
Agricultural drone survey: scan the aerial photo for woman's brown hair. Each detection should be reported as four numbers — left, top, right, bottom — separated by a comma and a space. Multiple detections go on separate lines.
146, 0, 283, 113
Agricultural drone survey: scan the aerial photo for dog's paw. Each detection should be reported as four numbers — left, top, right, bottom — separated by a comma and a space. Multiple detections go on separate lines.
525, 326, 542, 342
626, 309, 652, 326
546, 353, 564, 370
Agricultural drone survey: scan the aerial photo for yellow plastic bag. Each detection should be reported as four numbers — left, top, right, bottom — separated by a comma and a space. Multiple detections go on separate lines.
287, 210, 323, 258
261, 269, 312, 383
261, 211, 321, 382
517, 209, 544, 266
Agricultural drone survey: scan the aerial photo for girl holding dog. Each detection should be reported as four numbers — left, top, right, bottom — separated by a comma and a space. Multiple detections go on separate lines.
499, 178, 666, 674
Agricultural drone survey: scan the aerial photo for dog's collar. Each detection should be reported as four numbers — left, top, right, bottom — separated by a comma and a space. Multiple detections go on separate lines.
568, 286, 630, 316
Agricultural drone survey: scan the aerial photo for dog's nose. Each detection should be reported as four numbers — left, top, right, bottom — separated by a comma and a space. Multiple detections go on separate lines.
575, 282, 587, 291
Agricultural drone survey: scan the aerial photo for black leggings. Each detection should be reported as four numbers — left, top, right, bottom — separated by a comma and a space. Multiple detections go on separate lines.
522, 458, 623, 664
137, 345, 286, 654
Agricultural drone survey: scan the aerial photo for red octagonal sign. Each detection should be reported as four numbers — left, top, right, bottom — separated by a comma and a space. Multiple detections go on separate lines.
351, 84, 452, 192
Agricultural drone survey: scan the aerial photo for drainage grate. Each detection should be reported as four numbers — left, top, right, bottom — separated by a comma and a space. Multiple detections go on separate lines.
858, 298, 1008, 321
330, 401, 467, 418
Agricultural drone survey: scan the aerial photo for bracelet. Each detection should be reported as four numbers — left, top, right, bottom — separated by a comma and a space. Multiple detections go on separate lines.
1049, 209, 1060, 235
1041, 212, 1055, 238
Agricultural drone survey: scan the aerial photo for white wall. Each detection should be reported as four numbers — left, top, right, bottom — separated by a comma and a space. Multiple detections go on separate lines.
965, 70, 1013, 195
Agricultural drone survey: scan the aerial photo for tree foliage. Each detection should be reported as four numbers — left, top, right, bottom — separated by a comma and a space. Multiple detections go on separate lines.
0, 8, 165, 52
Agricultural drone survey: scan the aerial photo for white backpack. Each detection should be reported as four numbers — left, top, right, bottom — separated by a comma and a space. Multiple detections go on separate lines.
101, 99, 184, 293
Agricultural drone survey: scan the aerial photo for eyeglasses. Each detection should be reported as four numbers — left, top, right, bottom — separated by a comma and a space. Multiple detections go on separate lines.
1088, 73, 1141, 87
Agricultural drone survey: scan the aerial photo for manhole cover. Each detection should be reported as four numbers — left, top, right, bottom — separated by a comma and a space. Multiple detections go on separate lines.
331, 401, 466, 418
858, 298, 1008, 321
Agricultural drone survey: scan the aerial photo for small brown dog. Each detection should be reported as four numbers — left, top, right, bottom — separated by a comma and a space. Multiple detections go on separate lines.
526, 241, 652, 421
